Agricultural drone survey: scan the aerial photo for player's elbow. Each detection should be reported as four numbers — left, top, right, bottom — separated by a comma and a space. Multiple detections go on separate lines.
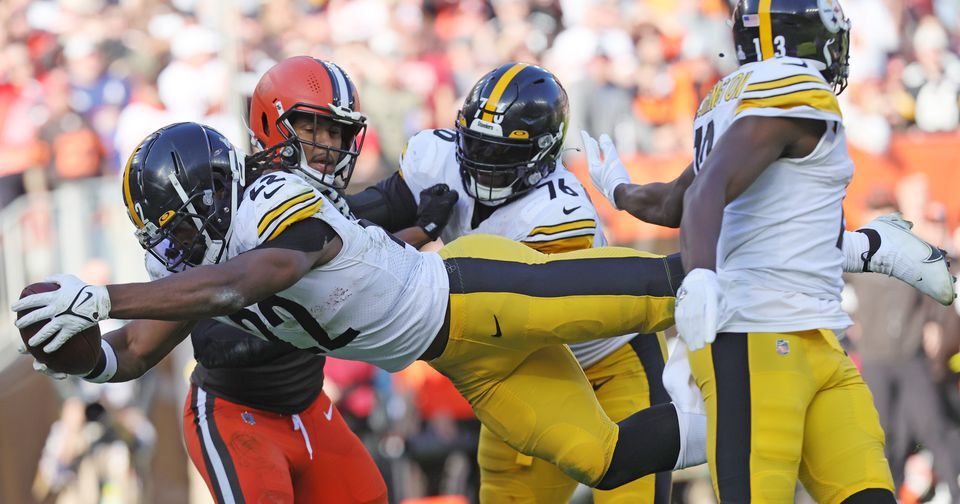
207, 287, 251, 315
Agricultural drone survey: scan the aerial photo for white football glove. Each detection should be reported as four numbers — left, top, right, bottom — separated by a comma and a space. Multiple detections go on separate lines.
580, 130, 631, 209
17, 341, 69, 380
12, 274, 111, 353
674, 268, 721, 351
33, 360, 69, 380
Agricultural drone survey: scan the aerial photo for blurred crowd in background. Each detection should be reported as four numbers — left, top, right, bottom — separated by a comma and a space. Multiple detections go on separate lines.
2, 0, 959, 203
1, 0, 960, 503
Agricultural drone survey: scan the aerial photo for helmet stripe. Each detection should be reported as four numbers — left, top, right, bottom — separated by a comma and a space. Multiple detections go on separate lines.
758, 0, 774, 60
324, 61, 350, 108
122, 150, 144, 229
481, 62, 529, 122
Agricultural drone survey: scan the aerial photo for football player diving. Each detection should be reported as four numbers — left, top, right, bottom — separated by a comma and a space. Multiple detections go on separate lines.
14, 118, 708, 491
582, 0, 955, 502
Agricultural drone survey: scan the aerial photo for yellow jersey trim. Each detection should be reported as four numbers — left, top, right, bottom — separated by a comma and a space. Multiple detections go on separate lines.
736, 88, 842, 117
257, 191, 316, 236
528, 219, 596, 237
266, 201, 323, 241
745, 74, 824, 92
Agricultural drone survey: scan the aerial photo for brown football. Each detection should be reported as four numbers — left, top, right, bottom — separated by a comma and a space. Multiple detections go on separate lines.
17, 282, 101, 375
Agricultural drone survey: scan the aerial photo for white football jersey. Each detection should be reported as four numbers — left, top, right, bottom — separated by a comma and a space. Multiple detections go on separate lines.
400, 129, 635, 368
692, 57, 853, 333
210, 171, 449, 372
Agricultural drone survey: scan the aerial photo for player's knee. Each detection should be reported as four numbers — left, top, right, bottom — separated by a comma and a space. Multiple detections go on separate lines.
840, 488, 896, 504
552, 439, 611, 487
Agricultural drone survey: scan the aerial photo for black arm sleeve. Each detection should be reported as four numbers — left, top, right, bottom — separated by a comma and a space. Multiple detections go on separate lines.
345, 171, 418, 232
256, 217, 340, 253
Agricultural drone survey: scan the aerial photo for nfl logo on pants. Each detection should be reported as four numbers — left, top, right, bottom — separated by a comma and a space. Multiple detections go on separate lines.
776, 339, 790, 356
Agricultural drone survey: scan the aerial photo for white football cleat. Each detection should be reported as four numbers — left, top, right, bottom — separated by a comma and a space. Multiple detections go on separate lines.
856, 212, 956, 306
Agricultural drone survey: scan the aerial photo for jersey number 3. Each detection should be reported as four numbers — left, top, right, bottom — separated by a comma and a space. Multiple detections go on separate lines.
229, 295, 360, 353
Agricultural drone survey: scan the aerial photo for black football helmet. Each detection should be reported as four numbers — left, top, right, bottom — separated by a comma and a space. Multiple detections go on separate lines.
456, 63, 568, 205
733, 0, 851, 93
122, 122, 244, 271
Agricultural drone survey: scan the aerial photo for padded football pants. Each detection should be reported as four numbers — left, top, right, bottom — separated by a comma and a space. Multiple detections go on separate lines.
430, 234, 678, 486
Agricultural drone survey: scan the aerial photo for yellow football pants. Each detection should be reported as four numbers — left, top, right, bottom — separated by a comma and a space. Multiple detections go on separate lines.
689, 329, 894, 504
477, 333, 672, 504
430, 234, 677, 487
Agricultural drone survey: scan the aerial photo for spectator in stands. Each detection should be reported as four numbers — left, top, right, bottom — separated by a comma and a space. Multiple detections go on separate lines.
37, 68, 106, 188
905, 16, 960, 132
0, 43, 44, 209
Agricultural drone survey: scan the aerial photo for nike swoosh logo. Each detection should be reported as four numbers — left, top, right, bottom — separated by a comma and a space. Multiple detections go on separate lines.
323, 402, 334, 421
784, 61, 809, 68
490, 315, 502, 338
591, 376, 614, 392
562, 206, 581, 215
75, 291, 93, 307
249, 184, 282, 201
926, 246, 945, 263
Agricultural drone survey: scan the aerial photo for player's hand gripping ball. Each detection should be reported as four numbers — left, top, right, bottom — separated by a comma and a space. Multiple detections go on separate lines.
15, 282, 102, 375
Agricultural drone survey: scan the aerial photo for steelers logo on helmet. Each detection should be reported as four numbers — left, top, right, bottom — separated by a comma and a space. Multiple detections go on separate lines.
123, 122, 244, 272
817, 0, 849, 34
456, 62, 569, 206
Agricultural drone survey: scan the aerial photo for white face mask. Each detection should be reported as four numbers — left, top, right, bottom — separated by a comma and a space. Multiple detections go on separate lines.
465, 176, 516, 206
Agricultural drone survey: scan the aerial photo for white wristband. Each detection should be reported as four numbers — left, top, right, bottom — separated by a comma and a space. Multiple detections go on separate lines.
84, 339, 118, 383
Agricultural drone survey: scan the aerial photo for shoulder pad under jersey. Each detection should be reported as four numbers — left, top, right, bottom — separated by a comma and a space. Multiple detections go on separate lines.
237, 171, 325, 247
734, 57, 842, 123
398, 129, 458, 197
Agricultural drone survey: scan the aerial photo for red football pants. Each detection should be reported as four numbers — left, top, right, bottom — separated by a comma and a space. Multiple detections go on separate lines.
183, 385, 387, 504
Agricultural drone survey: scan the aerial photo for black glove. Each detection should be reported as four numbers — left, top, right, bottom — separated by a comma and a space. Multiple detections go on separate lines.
416, 184, 459, 240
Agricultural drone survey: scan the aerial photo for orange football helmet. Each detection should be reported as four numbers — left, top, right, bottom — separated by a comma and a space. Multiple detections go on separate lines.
249, 56, 366, 189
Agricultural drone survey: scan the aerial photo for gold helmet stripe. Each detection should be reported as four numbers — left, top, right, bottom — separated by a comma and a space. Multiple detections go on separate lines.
481, 63, 529, 122
758, 0, 775, 60
122, 150, 144, 229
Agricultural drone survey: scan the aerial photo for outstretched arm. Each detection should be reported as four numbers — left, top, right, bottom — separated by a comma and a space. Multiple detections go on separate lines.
107, 239, 335, 321
613, 164, 695, 228
15, 219, 340, 352
581, 131, 693, 228
101, 319, 195, 382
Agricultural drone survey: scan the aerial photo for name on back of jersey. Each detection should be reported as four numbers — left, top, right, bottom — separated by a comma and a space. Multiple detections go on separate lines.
697, 71, 753, 118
